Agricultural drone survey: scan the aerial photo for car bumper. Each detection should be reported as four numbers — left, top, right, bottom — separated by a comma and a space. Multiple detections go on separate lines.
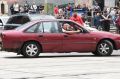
0, 36, 2, 51
115, 40, 120, 50
0, 42, 2, 51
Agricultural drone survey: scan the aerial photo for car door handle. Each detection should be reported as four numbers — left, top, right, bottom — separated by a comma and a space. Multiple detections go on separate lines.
64, 35, 68, 37
38, 35, 43, 37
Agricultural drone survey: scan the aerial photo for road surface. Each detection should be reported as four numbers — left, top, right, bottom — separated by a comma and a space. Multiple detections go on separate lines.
0, 51, 120, 79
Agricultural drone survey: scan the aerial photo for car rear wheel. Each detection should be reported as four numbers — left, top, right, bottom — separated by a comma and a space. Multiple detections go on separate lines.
22, 42, 41, 58
92, 40, 113, 56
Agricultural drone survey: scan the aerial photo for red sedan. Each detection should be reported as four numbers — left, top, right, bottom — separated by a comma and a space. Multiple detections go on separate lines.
1, 19, 120, 58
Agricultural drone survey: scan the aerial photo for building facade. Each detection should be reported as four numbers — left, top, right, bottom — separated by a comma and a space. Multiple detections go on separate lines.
0, 0, 8, 15
75, 0, 119, 9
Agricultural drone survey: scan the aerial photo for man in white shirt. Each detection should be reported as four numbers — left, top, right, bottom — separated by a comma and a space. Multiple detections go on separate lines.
13, 1, 20, 14
31, 2, 37, 13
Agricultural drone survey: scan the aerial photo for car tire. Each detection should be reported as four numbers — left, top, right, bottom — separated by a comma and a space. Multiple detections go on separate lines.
92, 52, 99, 56
22, 42, 41, 58
92, 40, 113, 56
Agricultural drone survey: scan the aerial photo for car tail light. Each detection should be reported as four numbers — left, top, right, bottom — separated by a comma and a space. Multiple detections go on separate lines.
0, 33, 6, 42
0, 33, 3, 50
0, 33, 5, 38
0, 33, 2, 42
0, 37, 2, 42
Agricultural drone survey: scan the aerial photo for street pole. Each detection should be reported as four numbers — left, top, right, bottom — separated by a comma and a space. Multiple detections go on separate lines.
44, 0, 48, 14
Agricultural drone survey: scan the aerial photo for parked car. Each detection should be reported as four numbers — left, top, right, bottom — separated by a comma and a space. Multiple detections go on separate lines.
1, 19, 120, 58
0, 15, 9, 30
4, 14, 55, 30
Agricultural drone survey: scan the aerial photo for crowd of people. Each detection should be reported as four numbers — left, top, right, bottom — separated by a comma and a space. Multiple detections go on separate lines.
9, 1, 120, 34
10, 1, 44, 15
93, 6, 120, 32
54, 2, 120, 33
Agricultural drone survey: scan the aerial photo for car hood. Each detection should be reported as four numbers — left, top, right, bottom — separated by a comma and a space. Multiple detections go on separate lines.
90, 31, 120, 39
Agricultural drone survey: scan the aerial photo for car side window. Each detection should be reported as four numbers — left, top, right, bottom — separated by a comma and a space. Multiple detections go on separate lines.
59, 21, 85, 33
25, 23, 41, 33
43, 22, 59, 33
71, 22, 84, 32
59, 21, 78, 31
37, 23, 43, 33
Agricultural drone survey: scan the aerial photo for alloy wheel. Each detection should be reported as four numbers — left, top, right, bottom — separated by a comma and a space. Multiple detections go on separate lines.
22, 42, 41, 58
92, 40, 113, 56
98, 43, 110, 55
26, 44, 38, 56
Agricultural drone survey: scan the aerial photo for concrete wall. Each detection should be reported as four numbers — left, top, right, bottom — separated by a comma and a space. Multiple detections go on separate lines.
0, 1, 8, 15
104, 0, 116, 7
75, 0, 93, 7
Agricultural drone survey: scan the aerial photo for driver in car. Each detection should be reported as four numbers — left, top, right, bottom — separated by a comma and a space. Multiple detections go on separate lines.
62, 23, 80, 33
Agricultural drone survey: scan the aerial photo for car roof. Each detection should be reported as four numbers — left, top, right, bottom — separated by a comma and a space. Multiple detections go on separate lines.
30, 19, 83, 27
30, 19, 72, 23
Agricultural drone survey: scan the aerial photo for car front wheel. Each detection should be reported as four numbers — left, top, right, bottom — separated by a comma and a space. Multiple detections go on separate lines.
92, 40, 113, 56
22, 42, 41, 58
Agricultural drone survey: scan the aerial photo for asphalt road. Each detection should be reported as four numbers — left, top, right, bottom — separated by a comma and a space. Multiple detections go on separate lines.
0, 51, 120, 79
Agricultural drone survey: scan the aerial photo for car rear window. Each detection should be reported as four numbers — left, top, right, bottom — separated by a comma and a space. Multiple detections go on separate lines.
7, 16, 30, 24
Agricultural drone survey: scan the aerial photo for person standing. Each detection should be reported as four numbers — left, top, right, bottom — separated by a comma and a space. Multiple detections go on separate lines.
110, 8, 116, 25
115, 11, 120, 34
19, 5, 24, 13
57, 8, 64, 19
54, 5, 59, 18
100, 11, 111, 32
93, 3, 101, 12
31, 2, 37, 13
66, 3, 72, 18
10, 4, 14, 15
24, 1, 30, 13
70, 13, 84, 26
38, 4, 44, 14
13, 1, 20, 14
82, 4, 89, 14
94, 12, 101, 29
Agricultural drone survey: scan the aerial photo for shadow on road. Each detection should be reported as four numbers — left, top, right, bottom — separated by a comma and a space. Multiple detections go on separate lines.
4, 54, 120, 59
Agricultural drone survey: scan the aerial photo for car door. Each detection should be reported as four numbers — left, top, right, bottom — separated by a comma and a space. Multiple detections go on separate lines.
60, 21, 96, 52
38, 21, 63, 52
24, 21, 63, 52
